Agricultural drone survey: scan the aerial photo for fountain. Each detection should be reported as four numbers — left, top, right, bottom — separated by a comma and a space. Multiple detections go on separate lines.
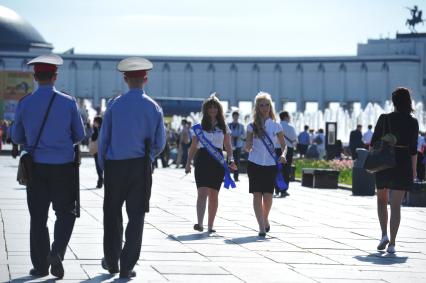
170, 101, 426, 144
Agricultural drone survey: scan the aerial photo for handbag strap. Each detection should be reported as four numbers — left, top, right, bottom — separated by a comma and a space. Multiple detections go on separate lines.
381, 114, 391, 138
30, 92, 57, 155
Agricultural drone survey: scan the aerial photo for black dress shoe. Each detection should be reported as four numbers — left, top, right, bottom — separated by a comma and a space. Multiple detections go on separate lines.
101, 257, 119, 274
120, 270, 136, 278
29, 268, 49, 277
47, 254, 64, 279
96, 179, 103, 188
281, 191, 290, 197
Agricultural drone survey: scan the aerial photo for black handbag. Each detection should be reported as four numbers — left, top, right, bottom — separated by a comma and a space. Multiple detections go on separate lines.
17, 93, 57, 186
364, 114, 397, 173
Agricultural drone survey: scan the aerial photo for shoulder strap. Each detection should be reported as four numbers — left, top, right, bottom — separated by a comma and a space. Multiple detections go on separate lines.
30, 92, 57, 155
285, 135, 295, 144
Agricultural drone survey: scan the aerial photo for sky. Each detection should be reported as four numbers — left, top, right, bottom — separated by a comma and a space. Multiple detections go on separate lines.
1, 0, 424, 57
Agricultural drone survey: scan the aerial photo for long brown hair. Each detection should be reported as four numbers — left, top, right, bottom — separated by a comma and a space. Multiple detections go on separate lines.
201, 93, 227, 134
392, 87, 414, 114
252, 92, 276, 137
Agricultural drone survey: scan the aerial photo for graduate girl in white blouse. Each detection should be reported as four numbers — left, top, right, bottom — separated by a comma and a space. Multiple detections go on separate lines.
245, 92, 287, 237
185, 94, 237, 233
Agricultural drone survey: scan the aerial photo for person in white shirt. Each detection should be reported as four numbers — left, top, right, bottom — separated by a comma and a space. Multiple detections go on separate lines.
363, 125, 374, 146
314, 129, 326, 159
275, 111, 296, 197
185, 94, 236, 233
244, 92, 287, 237
228, 111, 245, 181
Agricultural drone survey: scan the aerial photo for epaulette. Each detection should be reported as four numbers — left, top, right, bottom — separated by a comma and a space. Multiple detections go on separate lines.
106, 94, 121, 109
18, 93, 32, 103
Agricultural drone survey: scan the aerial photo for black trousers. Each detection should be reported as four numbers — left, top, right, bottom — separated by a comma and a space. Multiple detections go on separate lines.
274, 147, 294, 194
417, 151, 425, 181
104, 158, 147, 272
27, 162, 77, 271
94, 153, 103, 182
232, 147, 242, 180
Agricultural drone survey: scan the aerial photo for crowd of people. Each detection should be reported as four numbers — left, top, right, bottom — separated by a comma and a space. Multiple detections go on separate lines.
3, 52, 421, 279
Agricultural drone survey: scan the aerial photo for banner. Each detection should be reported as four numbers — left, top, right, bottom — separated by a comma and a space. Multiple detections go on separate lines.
0, 71, 34, 120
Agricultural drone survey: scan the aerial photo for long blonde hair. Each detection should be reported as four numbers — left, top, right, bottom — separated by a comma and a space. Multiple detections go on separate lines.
252, 91, 276, 137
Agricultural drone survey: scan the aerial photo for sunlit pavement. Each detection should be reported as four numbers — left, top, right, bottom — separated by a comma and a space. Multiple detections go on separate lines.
1, 155, 425, 282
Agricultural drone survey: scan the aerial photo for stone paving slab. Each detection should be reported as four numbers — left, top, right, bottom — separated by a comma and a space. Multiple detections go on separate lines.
1, 156, 426, 282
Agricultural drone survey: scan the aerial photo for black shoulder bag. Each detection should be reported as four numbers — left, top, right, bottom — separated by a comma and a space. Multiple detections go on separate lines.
17, 93, 57, 186
364, 114, 397, 173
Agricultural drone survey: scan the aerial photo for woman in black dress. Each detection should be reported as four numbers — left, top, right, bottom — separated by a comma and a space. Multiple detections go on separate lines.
371, 87, 419, 253
185, 95, 237, 233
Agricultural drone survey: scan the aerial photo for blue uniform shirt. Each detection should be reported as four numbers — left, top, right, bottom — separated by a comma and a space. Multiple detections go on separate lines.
298, 131, 310, 145
12, 85, 85, 164
98, 89, 166, 171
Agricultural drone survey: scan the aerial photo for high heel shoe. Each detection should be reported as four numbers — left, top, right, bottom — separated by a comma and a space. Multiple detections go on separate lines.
377, 235, 389, 250
258, 232, 266, 237
386, 245, 396, 254
193, 224, 204, 232
265, 226, 270, 233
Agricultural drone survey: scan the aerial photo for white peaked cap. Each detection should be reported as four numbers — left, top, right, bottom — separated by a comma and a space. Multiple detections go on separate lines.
117, 57, 153, 72
27, 54, 63, 65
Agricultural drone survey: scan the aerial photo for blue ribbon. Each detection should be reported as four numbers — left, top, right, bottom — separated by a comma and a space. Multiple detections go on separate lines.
251, 123, 288, 191
192, 124, 236, 189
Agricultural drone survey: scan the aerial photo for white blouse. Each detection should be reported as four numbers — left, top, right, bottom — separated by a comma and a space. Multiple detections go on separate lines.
247, 119, 283, 166
196, 124, 231, 149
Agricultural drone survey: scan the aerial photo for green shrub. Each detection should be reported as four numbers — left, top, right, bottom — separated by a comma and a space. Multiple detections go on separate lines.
293, 158, 353, 186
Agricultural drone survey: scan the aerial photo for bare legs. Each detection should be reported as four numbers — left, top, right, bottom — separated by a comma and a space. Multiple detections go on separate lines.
377, 189, 389, 237
196, 187, 219, 231
389, 190, 406, 246
253, 192, 273, 233
376, 188, 406, 248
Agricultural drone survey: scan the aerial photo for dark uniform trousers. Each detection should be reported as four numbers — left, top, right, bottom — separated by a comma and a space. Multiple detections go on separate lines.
274, 147, 294, 194
232, 147, 242, 181
27, 163, 76, 272
104, 158, 147, 271
417, 151, 425, 181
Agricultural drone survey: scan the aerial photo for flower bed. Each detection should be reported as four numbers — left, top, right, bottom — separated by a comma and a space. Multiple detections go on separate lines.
293, 159, 353, 186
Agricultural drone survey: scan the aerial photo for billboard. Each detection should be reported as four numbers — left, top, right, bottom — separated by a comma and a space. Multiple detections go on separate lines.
0, 71, 34, 120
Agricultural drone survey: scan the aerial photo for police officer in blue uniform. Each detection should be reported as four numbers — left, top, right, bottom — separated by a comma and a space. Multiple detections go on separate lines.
12, 54, 85, 278
98, 57, 166, 279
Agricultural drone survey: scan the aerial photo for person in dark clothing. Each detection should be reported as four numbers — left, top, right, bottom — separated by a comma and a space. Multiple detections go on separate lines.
90, 116, 103, 188
12, 54, 85, 279
371, 87, 419, 254
98, 57, 166, 279
349, 125, 364, 159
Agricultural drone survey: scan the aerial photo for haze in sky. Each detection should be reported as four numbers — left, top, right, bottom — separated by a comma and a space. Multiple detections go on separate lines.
1, 0, 424, 56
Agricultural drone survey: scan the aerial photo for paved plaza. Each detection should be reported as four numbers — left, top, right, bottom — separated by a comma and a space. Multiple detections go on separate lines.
0, 155, 426, 282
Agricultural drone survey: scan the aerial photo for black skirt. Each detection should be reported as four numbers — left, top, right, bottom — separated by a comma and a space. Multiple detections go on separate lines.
194, 148, 225, 191
375, 147, 413, 191
247, 161, 277, 194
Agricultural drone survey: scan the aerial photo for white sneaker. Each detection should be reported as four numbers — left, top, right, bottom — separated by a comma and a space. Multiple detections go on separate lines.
386, 245, 396, 254
377, 235, 389, 250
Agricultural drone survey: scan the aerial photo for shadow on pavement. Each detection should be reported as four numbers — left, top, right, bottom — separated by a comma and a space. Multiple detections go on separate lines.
354, 253, 408, 265
79, 273, 115, 282
13, 187, 26, 190
167, 233, 210, 241
224, 236, 269, 244
10, 276, 56, 283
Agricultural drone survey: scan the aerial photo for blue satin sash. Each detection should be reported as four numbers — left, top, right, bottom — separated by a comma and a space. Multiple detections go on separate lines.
192, 124, 236, 189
